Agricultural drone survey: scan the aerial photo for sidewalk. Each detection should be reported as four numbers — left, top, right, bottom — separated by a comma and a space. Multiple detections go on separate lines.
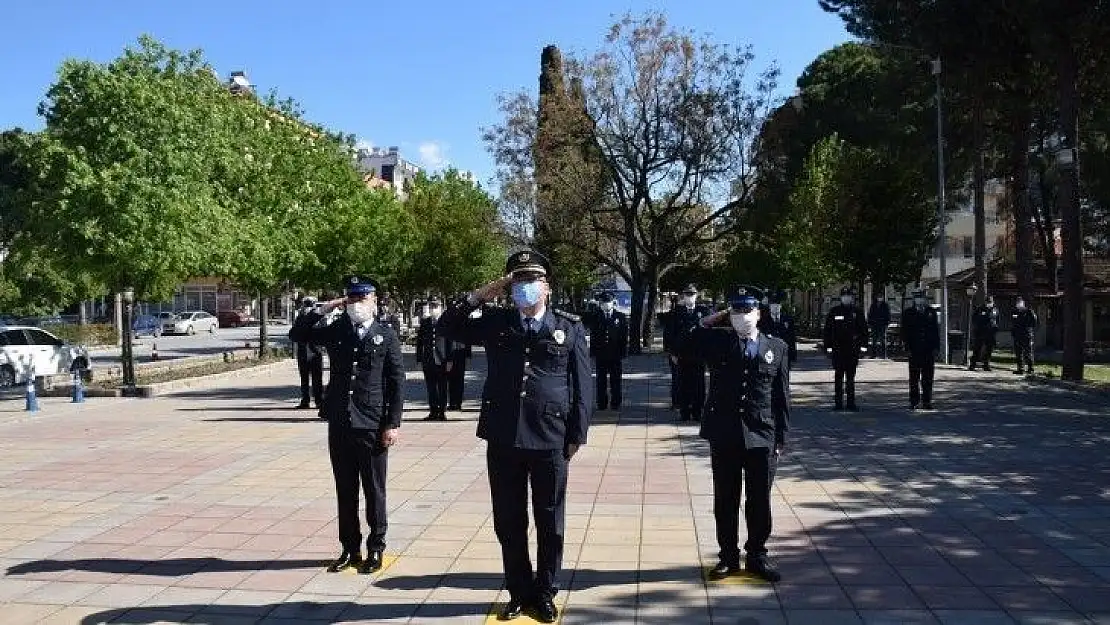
0, 346, 1108, 624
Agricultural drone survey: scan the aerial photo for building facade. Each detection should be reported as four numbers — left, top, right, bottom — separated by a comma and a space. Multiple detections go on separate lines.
355, 147, 421, 199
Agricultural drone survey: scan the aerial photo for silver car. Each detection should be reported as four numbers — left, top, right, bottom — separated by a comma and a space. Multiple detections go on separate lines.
162, 311, 219, 336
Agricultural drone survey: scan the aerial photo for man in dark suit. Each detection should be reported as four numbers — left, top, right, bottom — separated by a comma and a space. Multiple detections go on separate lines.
588, 291, 628, 411
901, 289, 940, 409
823, 286, 868, 411
680, 286, 789, 583
445, 293, 472, 411
415, 296, 449, 421
288, 296, 324, 409
439, 250, 593, 624
668, 284, 713, 422
304, 276, 404, 575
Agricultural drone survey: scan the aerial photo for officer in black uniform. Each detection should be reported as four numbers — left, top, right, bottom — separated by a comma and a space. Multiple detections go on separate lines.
968, 295, 999, 371
376, 293, 403, 337
669, 284, 712, 422
658, 299, 680, 409
446, 293, 472, 411
760, 290, 797, 366
868, 295, 892, 359
416, 297, 449, 421
901, 290, 940, 409
587, 291, 629, 411
679, 286, 789, 583
305, 276, 404, 575
1011, 297, 1038, 375
288, 296, 324, 409
439, 250, 593, 624
823, 287, 868, 411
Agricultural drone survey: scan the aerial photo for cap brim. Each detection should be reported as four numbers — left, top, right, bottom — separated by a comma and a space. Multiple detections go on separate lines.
511, 266, 547, 279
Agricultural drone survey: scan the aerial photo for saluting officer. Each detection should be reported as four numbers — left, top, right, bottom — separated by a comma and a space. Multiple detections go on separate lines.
968, 295, 999, 372
416, 297, 449, 421
588, 291, 629, 411
439, 250, 593, 624
680, 286, 789, 583
760, 290, 797, 366
1011, 297, 1038, 375
901, 290, 940, 409
289, 296, 324, 409
306, 276, 404, 575
669, 284, 713, 422
823, 287, 868, 411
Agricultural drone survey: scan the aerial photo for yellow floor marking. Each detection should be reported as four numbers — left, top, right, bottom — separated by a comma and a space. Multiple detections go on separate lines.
485, 597, 568, 624
703, 568, 770, 585
322, 553, 400, 575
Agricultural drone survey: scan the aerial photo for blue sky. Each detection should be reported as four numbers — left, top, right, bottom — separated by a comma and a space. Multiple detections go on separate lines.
0, 0, 850, 185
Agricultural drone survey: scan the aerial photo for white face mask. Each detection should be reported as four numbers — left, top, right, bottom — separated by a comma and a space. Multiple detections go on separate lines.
841, 295, 854, 305
601, 301, 615, 313
429, 306, 442, 319
349, 301, 376, 325
769, 303, 782, 317
730, 311, 760, 338
683, 295, 697, 306
1016, 301, 1026, 310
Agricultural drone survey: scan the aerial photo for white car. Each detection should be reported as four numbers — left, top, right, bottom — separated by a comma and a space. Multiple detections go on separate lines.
0, 326, 90, 387
162, 311, 219, 336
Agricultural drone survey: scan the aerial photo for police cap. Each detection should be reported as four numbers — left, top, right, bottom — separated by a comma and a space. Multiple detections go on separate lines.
598, 291, 615, 303
344, 275, 378, 296
728, 285, 763, 312
840, 286, 856, 296
505, 249, 551, 280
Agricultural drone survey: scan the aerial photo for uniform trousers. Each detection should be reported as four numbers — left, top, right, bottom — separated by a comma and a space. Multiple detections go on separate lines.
832, 354, 859, 407
594, 357, 623, 409
447, 353, 467, 407
667, 357, 680, 407
329, 425, 388, 552
297, 354, 323, 405
486, 445, 568, 602
710, 442, 776, 565
1013, 336, 1035, 372
422, 364, 448, 413
676, 358, 707, 420
908, 352, 936, 406
969, 334, 996, 368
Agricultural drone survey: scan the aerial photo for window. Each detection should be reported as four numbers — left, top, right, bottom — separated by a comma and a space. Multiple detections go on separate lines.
381, 164, 395, 182
1, 330, 28, 345
25, 329, 63, 346
962, 236, 973, 258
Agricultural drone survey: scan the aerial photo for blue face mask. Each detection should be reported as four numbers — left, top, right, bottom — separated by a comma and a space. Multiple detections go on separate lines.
512, 280, 543, 308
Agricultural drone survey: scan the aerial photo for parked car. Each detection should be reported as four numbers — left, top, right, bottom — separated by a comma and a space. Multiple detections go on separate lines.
217, 310, 249, 328
0, 325, 90, 388
132, 314, 163, 337
162, 311, 219, 335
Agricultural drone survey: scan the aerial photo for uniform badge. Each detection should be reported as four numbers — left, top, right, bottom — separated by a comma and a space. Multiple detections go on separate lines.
765, 351, 775, 364
372, 334, 383, 345
553, 329, 566, 345
520, 252, 530, 262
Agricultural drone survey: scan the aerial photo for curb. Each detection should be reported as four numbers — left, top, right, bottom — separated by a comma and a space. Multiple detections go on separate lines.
132, 359, 293, 397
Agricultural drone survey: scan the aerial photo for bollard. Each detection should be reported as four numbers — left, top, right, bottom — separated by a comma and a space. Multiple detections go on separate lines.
25, 373, 39, 412
71, 370, 85, 403
151, 343, 159, 361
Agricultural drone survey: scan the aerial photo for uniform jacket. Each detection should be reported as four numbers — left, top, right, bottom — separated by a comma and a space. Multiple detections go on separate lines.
415, 316, 449, 366
972, 305, 1000, 338
761, 312, 798, 364
868, 301, 891, 329
376, 310, 402, 337
901, 305, 940, 359
288, 310, 323, 360
587, 309, 628, 360
439, 300, 593, 450
680, 328, 790, 449
824, 304, 868, 359
306, 310, 404, 431
1011, 308, 1038, 340
668, 304, 713, 359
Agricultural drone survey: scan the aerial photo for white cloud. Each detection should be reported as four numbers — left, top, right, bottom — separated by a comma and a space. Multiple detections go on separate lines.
417, 141, 449, 170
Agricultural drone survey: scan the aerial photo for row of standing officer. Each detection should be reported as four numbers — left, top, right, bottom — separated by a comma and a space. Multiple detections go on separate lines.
414, 297, 472, 421
969, 295, 1038, 375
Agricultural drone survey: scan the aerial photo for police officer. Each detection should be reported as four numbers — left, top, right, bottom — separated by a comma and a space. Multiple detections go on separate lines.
823, 287, 868, 410
376, 293, 403, 337
445, 299, 472, 411
588, 291, 628, 411
968, 295, 1000, 371
658, 300, 680, 409
901, 290, 940, 409
416, 297, 449, 421
680, 286, 789, 583
439, 250, 592, 624
306, 276, 404, 575
760, 290, 797, 366
868, 294, 891, 359
288, 296, 324, 409
1011, 297, 1038, 375
669, 284, 712, 422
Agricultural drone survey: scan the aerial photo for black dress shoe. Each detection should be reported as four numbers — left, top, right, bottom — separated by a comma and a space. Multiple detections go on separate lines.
746, 556, 782, 582
296, 402, 311, 409
707, 561, 741, 580
358, 550, 383, 574
326, 551, 361, 572
498, 599, 525, 621
532, 597, 558, 623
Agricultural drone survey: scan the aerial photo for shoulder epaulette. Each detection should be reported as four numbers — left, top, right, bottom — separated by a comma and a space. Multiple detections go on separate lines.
553, 309, 581, 323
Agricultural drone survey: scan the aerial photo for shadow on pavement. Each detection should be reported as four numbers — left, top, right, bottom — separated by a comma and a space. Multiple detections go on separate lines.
7, 557, 325, 576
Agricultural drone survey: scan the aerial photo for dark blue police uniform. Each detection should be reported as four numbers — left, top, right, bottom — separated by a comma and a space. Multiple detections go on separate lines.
757, 289, 797, 366
416, 297, 449, 420
669, 284, 712, 421
438, 250, 593, 618
587, 292, 628, 410
823, 287, 868, 410
901, 293, 940, 409
680, 287, 789, 582
305, 276, 404, 574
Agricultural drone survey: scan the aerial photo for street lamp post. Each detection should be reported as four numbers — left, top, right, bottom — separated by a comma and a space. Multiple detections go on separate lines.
965, 283, 978, 366
121, 287, 137, 395
933, 57, 950, 365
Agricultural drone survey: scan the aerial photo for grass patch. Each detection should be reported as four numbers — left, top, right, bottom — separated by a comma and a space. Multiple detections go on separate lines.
987, 349, 1110, 385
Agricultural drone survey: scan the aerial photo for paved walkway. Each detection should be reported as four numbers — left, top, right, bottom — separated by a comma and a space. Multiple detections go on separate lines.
1, 347, 1108, 624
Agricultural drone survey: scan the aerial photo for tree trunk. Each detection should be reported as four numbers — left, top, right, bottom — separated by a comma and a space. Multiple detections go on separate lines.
1055, 47, 1084, 381
78, 300, 88, 326
258, 293, 270, 360
1009, 108, 1036, 303
972, 99, 988, 304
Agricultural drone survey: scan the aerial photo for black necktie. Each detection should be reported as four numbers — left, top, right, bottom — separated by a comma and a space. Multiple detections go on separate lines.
525, 317, 535, 339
